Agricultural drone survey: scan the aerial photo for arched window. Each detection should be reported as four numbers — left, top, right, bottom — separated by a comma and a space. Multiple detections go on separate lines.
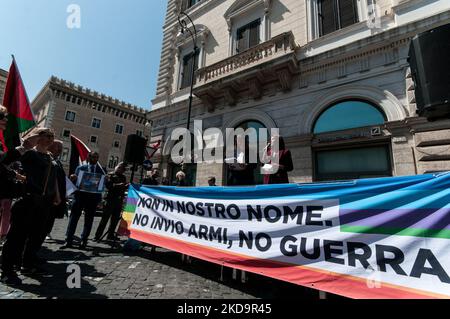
312, 100, 391, 181
313, 100, 385, 134
226, 120, 266, 186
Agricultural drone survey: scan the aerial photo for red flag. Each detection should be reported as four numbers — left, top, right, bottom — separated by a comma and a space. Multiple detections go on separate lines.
145, 140, 161, 159
69, 135, 91, 175
0, 56, 35, 151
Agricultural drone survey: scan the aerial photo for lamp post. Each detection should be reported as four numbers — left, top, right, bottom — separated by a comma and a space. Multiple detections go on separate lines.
177, 11, 198, 173
177, 11, 198, 131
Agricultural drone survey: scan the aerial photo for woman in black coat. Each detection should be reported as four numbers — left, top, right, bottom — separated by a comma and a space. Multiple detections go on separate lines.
262, 135, 294, 184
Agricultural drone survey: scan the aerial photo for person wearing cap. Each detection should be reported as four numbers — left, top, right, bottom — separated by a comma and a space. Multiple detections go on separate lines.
94, 162, 128, 241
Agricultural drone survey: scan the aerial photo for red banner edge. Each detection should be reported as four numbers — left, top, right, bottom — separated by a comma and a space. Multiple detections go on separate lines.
129, 229, 446, 299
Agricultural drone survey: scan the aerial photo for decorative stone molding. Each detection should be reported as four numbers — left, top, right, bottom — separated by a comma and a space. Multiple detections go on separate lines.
223, 86, 238, 106
224, 0, 272, 31
248, 77, 263, 99
222, 109, 277, 132
193, 32, 298, 108
275, 68, 293, 92
175, 24, 210, 48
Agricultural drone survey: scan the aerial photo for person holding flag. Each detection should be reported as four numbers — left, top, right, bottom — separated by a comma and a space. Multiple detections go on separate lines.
0, 56, 35, 153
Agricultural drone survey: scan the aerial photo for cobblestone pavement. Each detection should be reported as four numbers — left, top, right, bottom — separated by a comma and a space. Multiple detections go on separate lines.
0, 216, 342, 299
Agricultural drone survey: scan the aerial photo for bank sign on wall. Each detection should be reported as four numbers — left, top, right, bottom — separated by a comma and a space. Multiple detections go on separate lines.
119, 173, 450, 299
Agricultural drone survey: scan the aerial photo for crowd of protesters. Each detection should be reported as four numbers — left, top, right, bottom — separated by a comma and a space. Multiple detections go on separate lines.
0, 102, 294, 286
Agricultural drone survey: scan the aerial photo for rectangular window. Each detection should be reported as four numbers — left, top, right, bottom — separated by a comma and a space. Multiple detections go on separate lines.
136, 130, 143, 137
61, 148, 69, 162
180, 51, 199, 90
314, 145, 392, 181
236, 19, 261, 53
62, 129, 71, 139
113, 140, 120, 148
92, 118, 102, 129
115, 124, 124, 135
65, 111, 76, 122
90, 136, 98, 144
318, 0, 358, 36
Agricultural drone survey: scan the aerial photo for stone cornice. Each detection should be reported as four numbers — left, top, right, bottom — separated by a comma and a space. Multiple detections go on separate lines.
299, 10, 450, 74
285, 134, 313, 147
164, 0, 225, 31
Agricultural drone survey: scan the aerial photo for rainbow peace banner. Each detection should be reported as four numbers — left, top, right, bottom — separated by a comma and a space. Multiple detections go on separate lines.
118, 173, 450, 299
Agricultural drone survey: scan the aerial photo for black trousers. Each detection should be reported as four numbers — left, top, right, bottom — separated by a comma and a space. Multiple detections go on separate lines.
1, 195, 51, 274
65, 192, 100, 244
95, 199, 123, 239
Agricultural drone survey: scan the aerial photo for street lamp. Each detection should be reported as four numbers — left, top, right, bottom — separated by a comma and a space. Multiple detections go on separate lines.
178, 11, 198, 132
178, 11, 198, 173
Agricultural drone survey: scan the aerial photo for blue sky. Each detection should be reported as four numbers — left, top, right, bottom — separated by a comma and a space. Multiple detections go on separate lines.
0, 0, 167, 110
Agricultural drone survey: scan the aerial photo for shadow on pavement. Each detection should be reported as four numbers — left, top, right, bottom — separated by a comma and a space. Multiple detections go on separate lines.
1, 247, 108, 299
124, 246, 341, 299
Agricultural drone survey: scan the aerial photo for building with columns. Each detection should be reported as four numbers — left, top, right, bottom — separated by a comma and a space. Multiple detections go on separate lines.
0, 68, 7, 103
30, 76, 148, 174
148, 0, 450, 186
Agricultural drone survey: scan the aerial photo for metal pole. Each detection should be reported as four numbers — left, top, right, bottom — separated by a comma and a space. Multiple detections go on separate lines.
130, 163, 136, 184
177, 12, 198, 133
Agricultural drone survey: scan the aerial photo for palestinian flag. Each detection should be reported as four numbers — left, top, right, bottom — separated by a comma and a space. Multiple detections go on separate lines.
145, 139, 161, 159
0, 57, 35, 152
69, 135, 91, 175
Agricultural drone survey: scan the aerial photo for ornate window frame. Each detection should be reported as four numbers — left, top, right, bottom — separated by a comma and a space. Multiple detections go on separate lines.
175, 24, 210, 91
224, 0, 273, 56
306, 0, 375, 41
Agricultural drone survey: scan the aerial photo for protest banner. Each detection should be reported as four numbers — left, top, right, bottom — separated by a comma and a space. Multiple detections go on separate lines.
118, 173, 450, 299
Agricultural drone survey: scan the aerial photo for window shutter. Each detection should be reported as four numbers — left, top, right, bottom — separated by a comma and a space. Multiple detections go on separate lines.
237, 27, 249, 53
181, 52, 199, 89
339, 0, 358, 28
249, 20, 260, 48
181, 55, 191, 89
318, 0, 337, 36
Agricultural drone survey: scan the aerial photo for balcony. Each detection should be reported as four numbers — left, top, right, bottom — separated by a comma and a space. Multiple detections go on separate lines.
193, 32, 299, 112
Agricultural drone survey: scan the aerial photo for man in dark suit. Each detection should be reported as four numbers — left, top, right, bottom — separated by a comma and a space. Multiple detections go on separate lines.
45, 140, 67, 240
62, 151, 106, 249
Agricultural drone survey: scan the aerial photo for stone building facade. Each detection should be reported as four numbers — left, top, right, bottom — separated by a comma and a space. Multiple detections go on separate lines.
0, 68, 7, 103
30, 76, 148, 174
148, 0, 450, 186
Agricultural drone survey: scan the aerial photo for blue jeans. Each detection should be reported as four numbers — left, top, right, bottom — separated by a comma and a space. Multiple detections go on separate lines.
65, 192, 101, 243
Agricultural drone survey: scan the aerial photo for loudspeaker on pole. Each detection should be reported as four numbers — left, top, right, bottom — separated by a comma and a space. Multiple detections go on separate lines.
408, 23, 450, 120
124, 134, 147, 165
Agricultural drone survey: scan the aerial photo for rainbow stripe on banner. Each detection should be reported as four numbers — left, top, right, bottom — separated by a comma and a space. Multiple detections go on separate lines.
119, 173, 450, 299
337, 174, 450, 239
117, 187, 139, 236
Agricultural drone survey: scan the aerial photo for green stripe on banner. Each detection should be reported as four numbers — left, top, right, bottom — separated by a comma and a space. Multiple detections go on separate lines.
341, 225, 450, 239
124, 204, 136, 213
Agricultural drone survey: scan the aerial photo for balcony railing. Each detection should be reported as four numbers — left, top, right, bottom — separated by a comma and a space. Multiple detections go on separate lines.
194, 32, 297, 86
